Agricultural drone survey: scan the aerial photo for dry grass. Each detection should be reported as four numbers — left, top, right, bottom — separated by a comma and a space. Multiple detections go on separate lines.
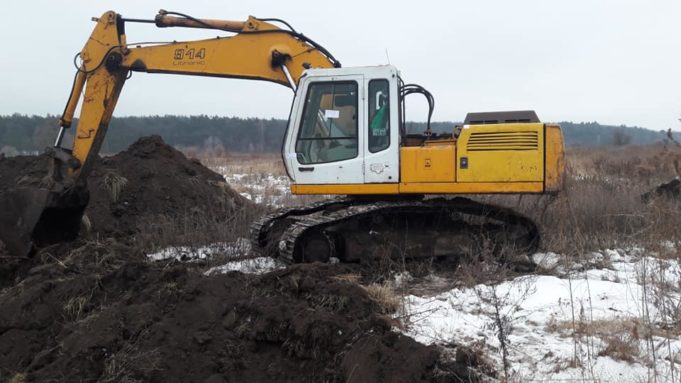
365, 283, 402, 314
63, 296, 90, 322
332, 273, 362, 284
6, 374, 27, 383
476, 144, 681, 256
193, 152, 287, 177
103, 172, 129, 203
547, 318, 646, 363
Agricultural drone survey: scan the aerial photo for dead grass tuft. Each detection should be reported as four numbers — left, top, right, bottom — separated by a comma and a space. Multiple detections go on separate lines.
332, 273, 362, 284
63, 296, 90, 322
7, 373, 27, 383
598, 333, 640, 363
103, 172, 128, 203
365, 283, 402, 314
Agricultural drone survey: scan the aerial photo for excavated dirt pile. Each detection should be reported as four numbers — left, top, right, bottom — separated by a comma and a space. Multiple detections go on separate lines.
0, 244, 478, 382
0, 137, 486, 382
84, 135, 255, 245
0, 135, 255, 250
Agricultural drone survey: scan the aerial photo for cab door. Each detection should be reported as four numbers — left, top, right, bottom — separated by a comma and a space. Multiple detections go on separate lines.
364, 78, 399, 184
288, 75, 365, 184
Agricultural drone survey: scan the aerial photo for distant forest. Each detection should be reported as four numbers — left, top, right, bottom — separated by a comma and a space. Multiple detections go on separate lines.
0, 114, 675, 155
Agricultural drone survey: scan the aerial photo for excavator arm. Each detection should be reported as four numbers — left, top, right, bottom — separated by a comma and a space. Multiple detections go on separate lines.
1, 10, 339, 256
62, 10, 339, 180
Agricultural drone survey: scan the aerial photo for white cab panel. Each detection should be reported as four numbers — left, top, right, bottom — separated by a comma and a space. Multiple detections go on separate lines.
285, 74, 365, 184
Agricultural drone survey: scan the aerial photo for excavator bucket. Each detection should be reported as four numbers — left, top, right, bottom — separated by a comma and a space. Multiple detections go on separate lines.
0, 187, 51, 257
0, 185, 88, 257
0, 151, 88, 257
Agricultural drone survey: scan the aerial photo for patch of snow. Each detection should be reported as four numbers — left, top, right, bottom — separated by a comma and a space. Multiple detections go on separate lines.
394, 271, 414, 287
147, 238, 251, 261
402, 248, 681, 381
532, 252, 562, 270
204, 257, 283, 275
147, 238, 283, 275
222, 172, 291, 207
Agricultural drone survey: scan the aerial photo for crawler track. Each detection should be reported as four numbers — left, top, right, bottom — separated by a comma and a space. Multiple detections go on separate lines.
250, 196, 539, 264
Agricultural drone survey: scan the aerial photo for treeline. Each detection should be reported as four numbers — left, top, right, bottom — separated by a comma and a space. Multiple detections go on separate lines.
0, 115, 288, 155
0, 114, 674, 155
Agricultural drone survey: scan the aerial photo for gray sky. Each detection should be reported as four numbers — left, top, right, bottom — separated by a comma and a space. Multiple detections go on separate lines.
2, 0, 681, 130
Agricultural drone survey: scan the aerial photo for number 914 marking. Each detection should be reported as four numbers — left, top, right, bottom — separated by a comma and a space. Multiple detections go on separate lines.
174, 48, 206, 60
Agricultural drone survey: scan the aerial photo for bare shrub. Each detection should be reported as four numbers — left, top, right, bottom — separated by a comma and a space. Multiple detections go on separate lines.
598, 333, 640, 363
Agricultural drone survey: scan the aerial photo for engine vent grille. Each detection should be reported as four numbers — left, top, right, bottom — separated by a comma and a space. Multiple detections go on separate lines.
466, 131, 539, 151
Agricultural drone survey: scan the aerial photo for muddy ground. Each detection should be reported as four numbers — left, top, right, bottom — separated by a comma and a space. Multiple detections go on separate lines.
0, 137, 483, 382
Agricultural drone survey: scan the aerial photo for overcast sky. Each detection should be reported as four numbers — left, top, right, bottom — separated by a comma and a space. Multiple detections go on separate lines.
2, 0, 681, 130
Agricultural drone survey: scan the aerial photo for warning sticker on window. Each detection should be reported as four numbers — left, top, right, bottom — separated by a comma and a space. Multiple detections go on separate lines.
324, 109, 340, 119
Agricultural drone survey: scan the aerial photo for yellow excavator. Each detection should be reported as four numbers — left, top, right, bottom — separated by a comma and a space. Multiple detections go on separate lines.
0, 10, 564, 263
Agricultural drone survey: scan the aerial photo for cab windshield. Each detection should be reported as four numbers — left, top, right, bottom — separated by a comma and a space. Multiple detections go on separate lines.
296, 81, 358, 164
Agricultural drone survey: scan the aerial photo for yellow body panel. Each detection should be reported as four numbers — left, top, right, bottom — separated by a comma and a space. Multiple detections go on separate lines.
544, 124, 565, 192
398, 181, 543, 194
292, 122, 565, 196
292, 182, 544, 195
456, 123, 544, 183
400, 145, 456, 183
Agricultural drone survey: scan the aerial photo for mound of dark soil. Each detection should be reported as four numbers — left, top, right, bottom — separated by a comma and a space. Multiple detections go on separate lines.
85, 135, 255, 244
0, 154, 51, 194
0, 136, 256, 254
0, 242, 479, 382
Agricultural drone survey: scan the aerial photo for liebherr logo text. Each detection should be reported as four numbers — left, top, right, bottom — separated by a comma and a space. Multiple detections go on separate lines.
173, 48, 206, 66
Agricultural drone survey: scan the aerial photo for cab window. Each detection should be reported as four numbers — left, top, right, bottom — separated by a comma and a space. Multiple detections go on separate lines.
368, 79, 390, 153
296, 81, 358, 164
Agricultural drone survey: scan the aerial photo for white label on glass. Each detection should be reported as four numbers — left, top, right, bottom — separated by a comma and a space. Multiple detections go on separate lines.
324, 109, 340, 119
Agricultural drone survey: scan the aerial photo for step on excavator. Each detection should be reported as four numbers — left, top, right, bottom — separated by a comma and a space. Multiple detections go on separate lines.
0, 10, 565, 263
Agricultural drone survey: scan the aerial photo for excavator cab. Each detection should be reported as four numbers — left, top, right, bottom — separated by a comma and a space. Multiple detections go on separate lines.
286, 66, 401, 188
284, 65, 565, 196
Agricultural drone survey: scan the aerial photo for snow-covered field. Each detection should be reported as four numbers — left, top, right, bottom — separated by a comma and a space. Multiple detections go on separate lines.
402, 248, 681, 382
219, 170, 291, 206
